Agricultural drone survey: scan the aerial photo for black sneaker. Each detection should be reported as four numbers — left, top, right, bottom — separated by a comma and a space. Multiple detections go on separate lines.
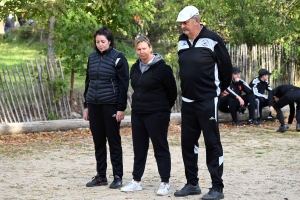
109, 175, 122, 189
247, 119, 259, 126
276, 125, 287, 132
257, 117, 263, 125
86, 174, 108, 187
232, 121, 245, 127
174, 183, 201, 197
202, 188, 224, 200
297, 124, 300, 132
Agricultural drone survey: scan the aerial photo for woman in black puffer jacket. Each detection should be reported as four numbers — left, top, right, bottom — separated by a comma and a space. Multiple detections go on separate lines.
83, 26, 129, 189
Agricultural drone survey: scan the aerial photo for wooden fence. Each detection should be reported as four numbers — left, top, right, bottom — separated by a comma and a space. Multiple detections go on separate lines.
0, 43, 299, 123
0, 59, 71, 123
228, 44, 299, 86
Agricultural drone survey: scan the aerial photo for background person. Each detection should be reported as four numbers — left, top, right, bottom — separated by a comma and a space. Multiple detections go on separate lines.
83, 26, 129, 189
121, 35, 177, 196
174, 5, 232, 200
219, 67, 259, 126
4, 11, 15, 33
270, 84, 300, 132
249, 68, 275, 124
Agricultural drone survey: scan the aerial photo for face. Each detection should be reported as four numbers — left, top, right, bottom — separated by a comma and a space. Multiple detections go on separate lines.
95, 35, 110, 53
135, 41, 152, 62
260, 74, 269, 81
179, 18, 198, 38
232, 72, 240, 81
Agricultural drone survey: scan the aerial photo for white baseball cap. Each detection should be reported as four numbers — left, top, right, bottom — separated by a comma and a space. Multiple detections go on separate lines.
176, 5, 199, 22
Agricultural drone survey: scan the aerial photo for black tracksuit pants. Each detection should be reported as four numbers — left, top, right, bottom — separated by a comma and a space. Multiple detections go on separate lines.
131, 112, 171, 182
273, 90, 300, 126
219, 93, 256, 122
181, 98, 224, 191
88, 104, 123, 178
255, 97, 270, 119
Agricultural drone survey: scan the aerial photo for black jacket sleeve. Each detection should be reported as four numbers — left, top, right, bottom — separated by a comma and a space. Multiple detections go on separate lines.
226, 84, 238, 99
214, 35, 233, 92
162, 65, 178, 109
83, 59, 90, 108
267, 82, 273, 106
115, 52, 129, 111
240, 79, 252, 94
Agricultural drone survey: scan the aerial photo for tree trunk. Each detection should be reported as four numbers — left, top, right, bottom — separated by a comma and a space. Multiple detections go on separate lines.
47, 16, 56, 71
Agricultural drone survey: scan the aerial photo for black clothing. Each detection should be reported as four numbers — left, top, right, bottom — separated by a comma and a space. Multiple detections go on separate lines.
177, 26, 232, 191
84, 46, 129, 181
18, 16, 26, 26
219, 79, 256, 122
84, 47, 129, 111
131, 112, 171, 182
181, 99, 223, 189
226, 79, 252, 98
130, 57, 177, 113
272, 85, 300, 126
219, 93, 256, 122
249, 77, 273, 118
88, 104, 123, 178
130, 54, 177, 183
178, 26, 233, 101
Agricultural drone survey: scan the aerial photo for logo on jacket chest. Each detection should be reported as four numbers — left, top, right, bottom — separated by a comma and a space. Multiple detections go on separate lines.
231, 86, 242, 91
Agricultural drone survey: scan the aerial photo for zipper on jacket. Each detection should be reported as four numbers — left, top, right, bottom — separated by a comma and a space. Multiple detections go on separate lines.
111, 79, 116, 93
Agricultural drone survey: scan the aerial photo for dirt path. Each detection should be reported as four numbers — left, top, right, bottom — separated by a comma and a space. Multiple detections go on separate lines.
0, 123, 300, 200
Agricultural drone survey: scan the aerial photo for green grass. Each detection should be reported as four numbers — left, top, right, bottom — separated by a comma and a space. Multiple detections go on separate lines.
0, 41, 46, 68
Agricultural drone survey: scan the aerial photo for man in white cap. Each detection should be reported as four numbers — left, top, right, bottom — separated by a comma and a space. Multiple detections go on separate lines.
174, 5, 233, 200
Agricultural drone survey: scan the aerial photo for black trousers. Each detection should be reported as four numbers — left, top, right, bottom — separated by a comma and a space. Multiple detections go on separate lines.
181, 98, 223, 191
88, 104, 123, 178
131, 112, 171, 182
273, 90, 300, 126
255, 97, 270, 119
219, 93, 256, 122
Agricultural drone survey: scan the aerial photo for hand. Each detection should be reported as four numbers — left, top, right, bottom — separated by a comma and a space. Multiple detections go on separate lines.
269, 106, 276, 116
273, 96, 279, 102
234, 77, 240, 82
237, 96, 244, 106
220, 90, 229, 97
116, 111, 124, 122
83, 108, 89, 121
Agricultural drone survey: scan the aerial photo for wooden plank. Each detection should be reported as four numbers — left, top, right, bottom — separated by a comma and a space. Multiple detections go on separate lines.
26, 63, 42, 120
10, 67, 29, 122
36, 59, 49, 119
57, 60, 71, 118
3, 69, 24, 122
21, 65, 37, 121
0, 71, 16, 123
41, 60, 57, 118
43, 59, 58, 118
30, 60, 46, 120
16, 66, 33, 121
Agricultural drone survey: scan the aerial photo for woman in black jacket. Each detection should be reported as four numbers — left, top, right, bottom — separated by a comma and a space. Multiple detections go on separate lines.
121, 35, 177, 196
83, 26, 129, 189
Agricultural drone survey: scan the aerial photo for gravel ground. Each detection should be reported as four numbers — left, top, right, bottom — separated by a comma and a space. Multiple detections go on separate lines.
0, 122, 299, 200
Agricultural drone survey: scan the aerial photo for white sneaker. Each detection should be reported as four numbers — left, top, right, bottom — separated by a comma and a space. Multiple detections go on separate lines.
121, 180, 142, 192
156, 182, 170, 196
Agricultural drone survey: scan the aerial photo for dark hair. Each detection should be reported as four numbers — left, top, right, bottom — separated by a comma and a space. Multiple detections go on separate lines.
94, 26, 115, 48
